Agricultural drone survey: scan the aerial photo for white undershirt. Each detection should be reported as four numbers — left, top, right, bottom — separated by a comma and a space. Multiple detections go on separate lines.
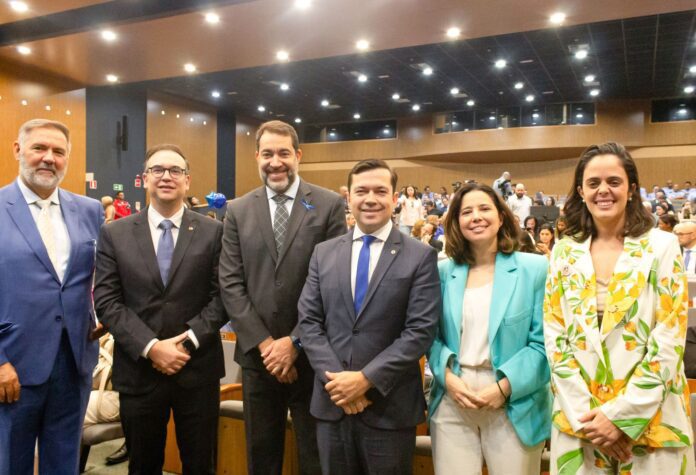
458, 282, 493, 368
350, 221, 392, 299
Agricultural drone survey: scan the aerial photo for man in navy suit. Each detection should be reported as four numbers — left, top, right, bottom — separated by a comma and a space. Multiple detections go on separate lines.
0, 119, 103, 474
298, 160, 440, 474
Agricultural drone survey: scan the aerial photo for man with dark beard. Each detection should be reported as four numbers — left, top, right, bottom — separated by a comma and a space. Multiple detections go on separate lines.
0, 119, 103, 474
219, 120, 345, 474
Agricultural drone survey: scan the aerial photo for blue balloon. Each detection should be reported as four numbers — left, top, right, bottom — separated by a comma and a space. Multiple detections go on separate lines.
205, 191, 227, 209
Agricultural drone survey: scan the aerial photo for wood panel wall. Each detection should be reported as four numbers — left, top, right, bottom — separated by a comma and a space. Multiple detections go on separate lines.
234, 115, 262, 196
146, 91, 217, 202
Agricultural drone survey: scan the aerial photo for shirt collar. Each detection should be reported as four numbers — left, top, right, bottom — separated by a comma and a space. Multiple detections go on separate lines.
148, 205, 185, 229
17, 177, 60, 206
353, 220, 393, 242
266, 175, 301, 202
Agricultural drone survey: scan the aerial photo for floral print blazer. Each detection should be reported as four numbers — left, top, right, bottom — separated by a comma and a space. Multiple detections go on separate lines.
543, 228, 692, 449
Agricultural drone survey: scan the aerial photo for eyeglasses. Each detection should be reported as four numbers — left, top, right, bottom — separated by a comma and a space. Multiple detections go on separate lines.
146, 166, 187, 179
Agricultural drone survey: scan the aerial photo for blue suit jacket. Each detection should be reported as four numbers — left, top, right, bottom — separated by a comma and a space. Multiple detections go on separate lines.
0, 181, 103, 385
428, 252, 552, 446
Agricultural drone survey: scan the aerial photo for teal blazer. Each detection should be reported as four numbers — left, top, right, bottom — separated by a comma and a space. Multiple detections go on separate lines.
428, 252, 551, 446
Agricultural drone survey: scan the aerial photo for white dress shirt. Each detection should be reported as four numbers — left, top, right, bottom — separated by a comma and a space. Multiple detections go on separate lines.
684, 245, 696, 275
351, 221, 392, 299
17, 178, 71, 283
266, 175, 301, 226
507, 194, 533, 226
142, 205, 199, 357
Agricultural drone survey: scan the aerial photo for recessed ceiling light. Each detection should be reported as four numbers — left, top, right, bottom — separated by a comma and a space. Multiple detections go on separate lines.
584, 74, 596, 83
294, 117, 302, 123
549, 12, 566, 25
190, 117, 194, 122
21, 99, 28, 106
576, 113, 584, 118
295, 0, 311, 8
392, 93, 400, 100
467, 99, 475, 106
356, 39, 370, 51
176, 114, 180, 118
321, 99, 330, 107
412, 104, 421, 111
525, 94, 534, 102
257, 105, 266, 112
106, 74, 119, 83
489, 115, 496, 120
203, 120, 207, 125
101, 30, 117, 41
184, 63, 197, 73
423, 67, 433, 76
211, 91, 221, 99
450, 87, 460, 95
353, 113, 361, 119
590, 89, 600, 96
66, 110, 71, 115
446, 27, 461, 39
9, 1, 28, 13
684, 85, 695, 94
514, 82, 524, 89
532, 113, 540, 118
329, 132, 336, 137
494, 59, 507, 69
160, 110, 166, 115
358, 74, 368, 82
575, 49, 588, 60
16, 45, 31, 55
690, 65, 696, 74
383, 128, 390, 135
677, 108, 687, 115
280, 83, 290, 91
44, 105, 51, 111
204, 12, 220, 24
276, 50, 289, 61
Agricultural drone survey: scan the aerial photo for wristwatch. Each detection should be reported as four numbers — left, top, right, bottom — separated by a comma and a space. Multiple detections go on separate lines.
182, 337, 196, 354
291, 335, 303, 352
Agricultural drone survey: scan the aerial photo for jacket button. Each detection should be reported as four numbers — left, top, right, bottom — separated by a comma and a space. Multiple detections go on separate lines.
352, 329, 359, 335
55, 316, 62, 322
275, 281, 282, 287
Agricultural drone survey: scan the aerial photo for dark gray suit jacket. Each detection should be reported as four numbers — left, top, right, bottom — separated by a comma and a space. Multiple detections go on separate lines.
219, 180, 346, 368
298, 226, 440, 430
94, 207, 227, 395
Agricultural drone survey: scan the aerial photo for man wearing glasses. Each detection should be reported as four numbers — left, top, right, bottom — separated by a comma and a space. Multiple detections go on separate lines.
94, 144, 228, 474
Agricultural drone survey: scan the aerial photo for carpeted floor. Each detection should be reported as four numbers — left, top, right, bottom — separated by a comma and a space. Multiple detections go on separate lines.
81, 438, 175, 475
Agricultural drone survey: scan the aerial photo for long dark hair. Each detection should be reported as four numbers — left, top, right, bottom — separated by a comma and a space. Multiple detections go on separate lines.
444, 183, 519, 265
564, 142, 653, 241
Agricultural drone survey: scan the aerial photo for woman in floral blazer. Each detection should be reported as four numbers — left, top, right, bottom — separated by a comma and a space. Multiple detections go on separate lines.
544, 142, 694, 474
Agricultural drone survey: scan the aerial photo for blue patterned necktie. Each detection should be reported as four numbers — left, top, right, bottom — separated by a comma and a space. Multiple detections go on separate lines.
354, 235, 377, 315
157, 219, 175, 285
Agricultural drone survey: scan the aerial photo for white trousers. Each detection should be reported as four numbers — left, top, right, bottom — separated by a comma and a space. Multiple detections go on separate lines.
430, 367, 543, 475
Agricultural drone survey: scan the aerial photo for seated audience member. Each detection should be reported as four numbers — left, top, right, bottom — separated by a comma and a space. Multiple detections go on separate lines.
544, 196, 556, 207
428, 183, 550, 474
517, 231, 539, 254
346, 212, 356, 231
554, 216, 568, 240
523, 215, 539, 242
684, 327, 696, 379
439, 196, 450, 213
102, 196, 116, 223
535, 223, 555, 257
655, 201, 670, 219
674, 221, 696, 275
421, 222, 443, 252
658, 214, 679, 233
426, 214, 444, 241
651, 190, 674, 213
411, 219, 426, 239
185, 196, 200, 208
113, 191, 132, 220
425, 200, 443, 217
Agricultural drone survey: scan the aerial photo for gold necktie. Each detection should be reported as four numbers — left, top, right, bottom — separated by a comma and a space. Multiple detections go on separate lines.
36, 199, 58, 272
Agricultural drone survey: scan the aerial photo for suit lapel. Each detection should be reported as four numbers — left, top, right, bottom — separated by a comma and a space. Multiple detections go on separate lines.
59, 189, 81, 284
337, 234, 356, 320
166, 210, 197, 287
134, 208, 164, 290
488, 253, 517, 346
252, 188, 278, 264
6, 182, 60, 283
356, 226, 401, 321
277, 180, 311, 268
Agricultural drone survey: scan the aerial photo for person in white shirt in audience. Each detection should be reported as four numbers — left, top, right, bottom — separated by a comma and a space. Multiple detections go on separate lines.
507, 183, 533, 227
675, 221, 696, 276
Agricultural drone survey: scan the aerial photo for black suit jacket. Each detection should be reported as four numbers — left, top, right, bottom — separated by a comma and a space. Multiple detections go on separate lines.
94, 207, 227, 395
219, 180, 346, 369
298, 226, 440, 429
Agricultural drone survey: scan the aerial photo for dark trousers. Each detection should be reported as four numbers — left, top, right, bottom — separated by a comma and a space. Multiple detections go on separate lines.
241, 360, 320, 475
0, 331, 90, 475
316, 417, 416, 475
119, 380, 219, 475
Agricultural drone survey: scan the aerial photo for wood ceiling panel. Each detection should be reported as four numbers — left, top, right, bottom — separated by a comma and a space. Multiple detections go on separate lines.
0, 0, 108, 25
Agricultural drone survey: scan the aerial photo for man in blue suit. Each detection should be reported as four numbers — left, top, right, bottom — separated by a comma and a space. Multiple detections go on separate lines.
298, 160, 440, 474
0, 119, 103, 474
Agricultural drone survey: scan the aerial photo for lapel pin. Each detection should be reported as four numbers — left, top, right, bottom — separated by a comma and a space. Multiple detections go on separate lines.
391, 249, 396, 255
188, 226, 194, 231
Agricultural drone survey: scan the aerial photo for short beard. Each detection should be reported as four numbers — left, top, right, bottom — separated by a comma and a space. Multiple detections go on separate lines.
260, 167, 296, 194
19, 154, 65, 192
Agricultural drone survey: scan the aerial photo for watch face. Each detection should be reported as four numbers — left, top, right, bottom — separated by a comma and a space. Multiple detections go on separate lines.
183, 339, 195, 353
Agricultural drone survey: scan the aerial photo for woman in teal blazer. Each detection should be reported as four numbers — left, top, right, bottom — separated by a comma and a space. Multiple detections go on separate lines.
428, 183, 551, 475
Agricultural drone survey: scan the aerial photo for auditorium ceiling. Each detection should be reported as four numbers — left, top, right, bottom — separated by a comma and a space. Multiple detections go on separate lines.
1, 0, 695, 125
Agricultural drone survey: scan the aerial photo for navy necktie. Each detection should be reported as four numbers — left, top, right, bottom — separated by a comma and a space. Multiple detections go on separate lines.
157, 219, 175, 285
354, 235, 377, 315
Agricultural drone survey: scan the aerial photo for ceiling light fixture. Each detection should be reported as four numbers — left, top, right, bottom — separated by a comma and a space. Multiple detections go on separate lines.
190, 117, 194, 122
494, 59, 507, 69
16, 45, 31, 55
106, 74, 119, 83
356, 39, 370, 51
684, 85, 695, 94
203, 121, 207, 125
183, 63, 197, 73
294, 118, 302, 123
690, 65, 696, 74
205, 12, 220, 24
575, 49, 588, 60
450, 87, 459, 95
321, 99, 330, 107
9, 1, 28, 13
358, 74, 368, 82
160, 110, 166, 115
584, 74, 596, 82
211, 91, 221, 98
257, 105, 266, 112
45, 105, 51, 111
576, 113, 584, 118
280, 83, 290, 91
353, 113, 361, 119
467, 99, 475, 106
446, 27, 461, 39
590, 89, 600, 96
677, 108, 687, 115
66, 110, 71, 115
412, 104, 421, 111
549, 12, 566, 25
525, 94, 534, 102
176, 114, 180, 118
423, 67, 433, 76
514, 82, 524, 89
295, 0, 311, 9
392, 93, 400, 100
276, 50, 289, 61
101, 30, 117, 42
